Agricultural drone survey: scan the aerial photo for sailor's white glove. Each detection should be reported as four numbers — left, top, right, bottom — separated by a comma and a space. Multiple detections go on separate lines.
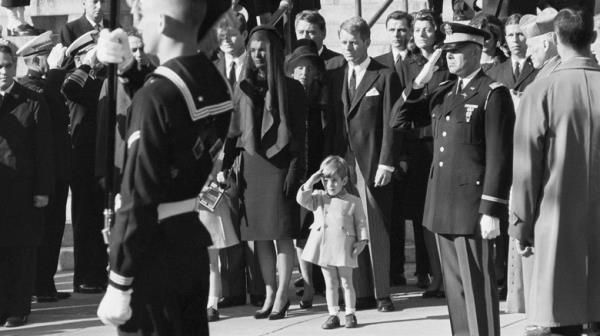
413, 48, 442, 89
97, 28, 134, 72
480, 214, 500, 239
97, 285, 133, 326
47, 43, 67, 69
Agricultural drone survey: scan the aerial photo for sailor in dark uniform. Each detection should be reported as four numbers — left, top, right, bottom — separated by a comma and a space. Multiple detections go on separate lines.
393, 22, 514, 336
96, 1, 232, 335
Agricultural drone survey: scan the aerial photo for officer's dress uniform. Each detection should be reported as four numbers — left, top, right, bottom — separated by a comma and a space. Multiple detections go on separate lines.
0, 81, 53, 322
62, 63, 109, 291
108, 53, 232, 335
19, 68, 72, 298
395, 68, 514, 335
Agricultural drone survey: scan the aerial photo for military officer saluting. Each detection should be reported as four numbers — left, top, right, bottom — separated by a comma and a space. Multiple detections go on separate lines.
393, 22, 515, 336
96, 1, 232, 335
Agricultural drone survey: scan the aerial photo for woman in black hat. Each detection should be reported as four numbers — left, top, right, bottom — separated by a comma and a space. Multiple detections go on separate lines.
284, 39, 328, 309
223, 25, 307, 320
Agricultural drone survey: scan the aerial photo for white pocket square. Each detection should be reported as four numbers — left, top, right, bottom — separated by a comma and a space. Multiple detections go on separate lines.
365, 88, 380, 96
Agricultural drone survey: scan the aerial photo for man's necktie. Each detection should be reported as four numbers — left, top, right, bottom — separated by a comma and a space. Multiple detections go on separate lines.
455, 79, 463, 96
228, 61, 236, 88
0, 94, 4, 109
349, 69, 356, 101
514, 62, 521, 80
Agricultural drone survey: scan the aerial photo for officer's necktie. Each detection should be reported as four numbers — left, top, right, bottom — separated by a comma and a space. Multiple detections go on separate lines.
0, 93, 3, 109
349, 68, 356, 101
514, 61, 521, 80
455, 79, 463, 96
228, 61, 236, 88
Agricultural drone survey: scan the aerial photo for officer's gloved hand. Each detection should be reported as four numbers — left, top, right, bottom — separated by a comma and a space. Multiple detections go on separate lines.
97, 285, 133, 326
480, 215, 500, 239
97, 28, 134, 73
47, 43, 67, 69
413, 48, 443, 89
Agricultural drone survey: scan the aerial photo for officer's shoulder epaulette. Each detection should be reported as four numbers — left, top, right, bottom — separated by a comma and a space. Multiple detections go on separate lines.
489, 82, 504, 90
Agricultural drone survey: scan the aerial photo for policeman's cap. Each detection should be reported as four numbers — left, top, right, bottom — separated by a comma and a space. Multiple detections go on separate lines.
66, 30, 98, 57
442, 22, 491, 51
16, 31, 54, 57
519, 7, 558, 39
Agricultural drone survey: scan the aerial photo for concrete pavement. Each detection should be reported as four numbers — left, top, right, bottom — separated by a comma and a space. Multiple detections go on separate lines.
0, 270, 532, 336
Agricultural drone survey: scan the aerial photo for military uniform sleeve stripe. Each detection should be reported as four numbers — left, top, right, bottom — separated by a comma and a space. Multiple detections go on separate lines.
69, 70, 88, 88
154, 66, 233, 122
109, 270, 134, 286
127, 130, 140, 148
481, 194, 508, 204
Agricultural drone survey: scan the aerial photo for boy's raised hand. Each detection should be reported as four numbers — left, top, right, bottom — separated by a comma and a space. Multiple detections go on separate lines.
352, 240, 368, 256
306, 170, 323, 188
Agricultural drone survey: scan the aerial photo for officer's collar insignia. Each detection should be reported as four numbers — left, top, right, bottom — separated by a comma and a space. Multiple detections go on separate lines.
444, 24, 453, 35
469, 86, 475, 91
198, 96, 204, 103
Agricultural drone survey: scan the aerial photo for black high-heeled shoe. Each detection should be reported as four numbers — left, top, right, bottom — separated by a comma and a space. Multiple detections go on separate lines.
254, 305, 273, 319
268, 300, 290, 320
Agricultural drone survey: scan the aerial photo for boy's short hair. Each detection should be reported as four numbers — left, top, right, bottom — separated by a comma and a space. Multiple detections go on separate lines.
295, 10, 326, 33
339, 17, 370, 41
320, 155, 350, 180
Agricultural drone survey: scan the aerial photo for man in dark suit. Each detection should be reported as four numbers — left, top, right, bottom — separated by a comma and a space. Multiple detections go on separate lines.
483, 13, 536, 300
374, 10, 413, 287
485, 14, 537, 94
212, 13, 266, 312
0, 43, 54, 328
59, 0, 106, 46
333, 17, 400, 312
375, 11, 412, 78
395, 22, 514, 336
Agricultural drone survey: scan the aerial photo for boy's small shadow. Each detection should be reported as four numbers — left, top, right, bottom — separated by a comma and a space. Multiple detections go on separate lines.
357, 314, 450, 328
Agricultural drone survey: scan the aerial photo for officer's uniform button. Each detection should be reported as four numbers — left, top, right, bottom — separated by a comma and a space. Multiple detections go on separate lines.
432, 113, 435, 117
442, 131, 447, 137
440, 147, 445, 152
439, 161, 444, 167
476, 181, 480, 185
446, 116, 450, 121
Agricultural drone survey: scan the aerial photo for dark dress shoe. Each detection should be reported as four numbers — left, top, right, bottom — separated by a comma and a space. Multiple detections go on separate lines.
321, 315, 340, 329
254, 305, 273, 319
355, 297, 376, 310
422, 289, 444, 299
299, 299, 312, 309
56, 292, 71, 300
377, 298, 395, 312
416, 274, 430, 289
498, 286, 508, 301
8, 24, 43, 36
207, 308, 219, 322
33, 294, 58, 303
77, 284, 104, 294
345, 314, 358, 328
391, 275, 407, 286
250, 294, 265, 307
218, 296, 246, 308
268, 300, 290, 320
4, 315, 28, 328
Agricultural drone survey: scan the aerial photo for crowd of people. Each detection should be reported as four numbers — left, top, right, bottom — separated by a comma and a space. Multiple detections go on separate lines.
1, 0, 600, 335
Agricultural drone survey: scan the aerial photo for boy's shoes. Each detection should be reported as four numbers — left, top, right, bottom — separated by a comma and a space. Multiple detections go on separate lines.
4, 315, 28, 328
377, 297, 395, 312
207, 308, 219, 322
321, 315, 340, 329
345, 314, 358, 328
